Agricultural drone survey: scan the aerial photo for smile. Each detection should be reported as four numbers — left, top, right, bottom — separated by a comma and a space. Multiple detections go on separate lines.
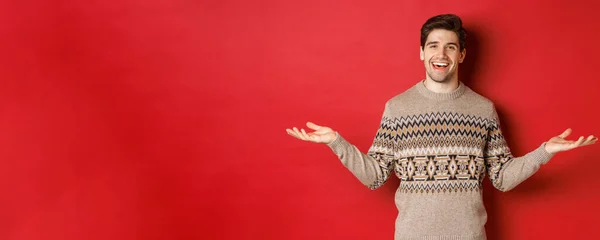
432, 62, 449, 70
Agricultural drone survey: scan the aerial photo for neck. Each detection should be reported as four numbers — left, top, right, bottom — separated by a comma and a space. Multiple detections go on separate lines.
423, 78, 459, 93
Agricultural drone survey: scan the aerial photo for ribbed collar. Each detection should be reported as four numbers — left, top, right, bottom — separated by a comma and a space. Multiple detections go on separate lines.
415, 80, 466, 100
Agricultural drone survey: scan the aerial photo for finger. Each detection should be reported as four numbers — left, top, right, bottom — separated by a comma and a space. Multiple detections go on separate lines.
558, 128, 572, 139
301, 128, 312, 141
569, 136, 586, 149
287, 128, 302, 139
581, 140, 596, 147
306, 122, 321, 130
293, 127, 306, 140
581, 136, 598, 146
587, 135, 595, 141
286, 128, 302, 140
589, 135, 597, 141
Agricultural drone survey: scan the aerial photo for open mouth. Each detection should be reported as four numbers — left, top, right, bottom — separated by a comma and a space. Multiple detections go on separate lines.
432, 62, 449, 71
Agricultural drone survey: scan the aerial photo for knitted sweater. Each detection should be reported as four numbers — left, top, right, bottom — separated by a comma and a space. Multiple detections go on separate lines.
326, 81, 554, 240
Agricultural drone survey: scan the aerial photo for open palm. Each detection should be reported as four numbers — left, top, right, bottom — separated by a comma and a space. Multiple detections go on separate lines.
545, 128, 597, 154
286, 122, 337, 144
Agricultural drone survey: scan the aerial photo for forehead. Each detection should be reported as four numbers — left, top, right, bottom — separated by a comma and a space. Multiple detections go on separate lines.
425, 29, 459, 44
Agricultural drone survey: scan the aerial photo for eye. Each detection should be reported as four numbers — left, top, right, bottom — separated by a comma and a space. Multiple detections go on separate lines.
447, 46, 456, 50
429, 45, 437, 49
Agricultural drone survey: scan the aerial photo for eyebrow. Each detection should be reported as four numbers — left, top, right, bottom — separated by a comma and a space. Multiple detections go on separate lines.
426, 41, 459, 47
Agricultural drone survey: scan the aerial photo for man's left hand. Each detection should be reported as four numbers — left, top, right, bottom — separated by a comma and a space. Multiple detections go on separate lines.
545, 128, 597, 154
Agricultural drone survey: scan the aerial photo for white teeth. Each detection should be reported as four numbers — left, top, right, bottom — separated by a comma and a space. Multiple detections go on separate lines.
433, 62, 448, 67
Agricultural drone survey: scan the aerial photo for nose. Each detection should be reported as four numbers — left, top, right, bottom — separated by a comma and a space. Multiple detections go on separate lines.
437, 47, 448, 57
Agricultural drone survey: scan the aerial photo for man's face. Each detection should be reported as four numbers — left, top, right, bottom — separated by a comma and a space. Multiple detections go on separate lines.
420, 29, 466, 83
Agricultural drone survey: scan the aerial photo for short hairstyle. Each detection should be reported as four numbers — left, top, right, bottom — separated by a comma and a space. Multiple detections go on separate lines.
420, 14, 467, 51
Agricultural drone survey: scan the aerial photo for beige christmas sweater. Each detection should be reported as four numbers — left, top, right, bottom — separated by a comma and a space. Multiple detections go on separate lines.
326, 81, 554, 240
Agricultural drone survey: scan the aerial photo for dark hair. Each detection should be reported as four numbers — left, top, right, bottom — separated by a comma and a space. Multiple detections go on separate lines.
420, 14, 467, 51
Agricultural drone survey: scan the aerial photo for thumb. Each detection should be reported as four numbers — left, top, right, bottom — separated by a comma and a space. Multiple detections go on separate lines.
306, 122, 321, 130
559, 128, 572, 139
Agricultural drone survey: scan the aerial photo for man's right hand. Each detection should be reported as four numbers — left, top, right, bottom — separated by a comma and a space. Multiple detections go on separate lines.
286, 122, 337, 144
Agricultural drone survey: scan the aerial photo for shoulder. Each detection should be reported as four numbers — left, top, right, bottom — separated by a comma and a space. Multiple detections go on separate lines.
385, 83, 420, 107
370, 83, 420, 118
462, 85, 496, 116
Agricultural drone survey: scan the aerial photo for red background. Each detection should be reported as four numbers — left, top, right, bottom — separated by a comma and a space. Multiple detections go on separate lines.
1, 0, 599, 239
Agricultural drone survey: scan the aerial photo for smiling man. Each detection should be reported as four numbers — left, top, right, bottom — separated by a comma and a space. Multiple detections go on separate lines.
286, 14, 597, 240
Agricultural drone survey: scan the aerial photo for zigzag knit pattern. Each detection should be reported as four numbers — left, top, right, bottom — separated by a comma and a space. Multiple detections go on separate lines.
366, 112, 513, 192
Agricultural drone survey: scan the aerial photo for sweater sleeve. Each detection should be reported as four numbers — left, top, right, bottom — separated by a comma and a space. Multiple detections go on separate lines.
484, 106, 555, 192
326, 103, 398, 190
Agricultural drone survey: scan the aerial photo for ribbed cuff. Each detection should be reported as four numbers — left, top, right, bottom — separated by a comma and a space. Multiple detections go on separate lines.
326, 132, 347, 154
531, 142, 555, 165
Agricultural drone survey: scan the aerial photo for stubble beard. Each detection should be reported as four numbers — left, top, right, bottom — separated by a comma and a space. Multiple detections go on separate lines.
426, 70, 453, 83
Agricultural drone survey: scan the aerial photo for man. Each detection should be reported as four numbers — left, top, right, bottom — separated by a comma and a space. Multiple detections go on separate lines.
286, 14, 596, 240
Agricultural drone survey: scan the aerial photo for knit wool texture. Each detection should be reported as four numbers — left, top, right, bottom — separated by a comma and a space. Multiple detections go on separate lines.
327, 81, 554, 240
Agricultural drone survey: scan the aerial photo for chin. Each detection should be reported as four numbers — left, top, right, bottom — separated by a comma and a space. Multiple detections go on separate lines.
427, 71, 455, 83
428, 75, 451, 83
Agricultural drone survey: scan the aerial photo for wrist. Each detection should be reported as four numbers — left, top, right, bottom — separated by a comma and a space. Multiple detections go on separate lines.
325, 132, 340, 145
543, 142, 557, 154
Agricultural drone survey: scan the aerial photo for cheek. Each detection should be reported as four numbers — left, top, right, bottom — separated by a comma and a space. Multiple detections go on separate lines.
423, 52, 432, 61
450, 53, 462, 63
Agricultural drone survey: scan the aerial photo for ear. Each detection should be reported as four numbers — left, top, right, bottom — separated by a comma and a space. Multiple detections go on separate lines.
458, 48, 466, 63
420, 47, 424, 61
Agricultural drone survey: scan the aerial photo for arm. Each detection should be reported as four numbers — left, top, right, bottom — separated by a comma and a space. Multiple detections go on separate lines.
484, 107, 554, 192
484, 107, 597, 192
286, 103, 398, 190
326, 116, 396, 190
